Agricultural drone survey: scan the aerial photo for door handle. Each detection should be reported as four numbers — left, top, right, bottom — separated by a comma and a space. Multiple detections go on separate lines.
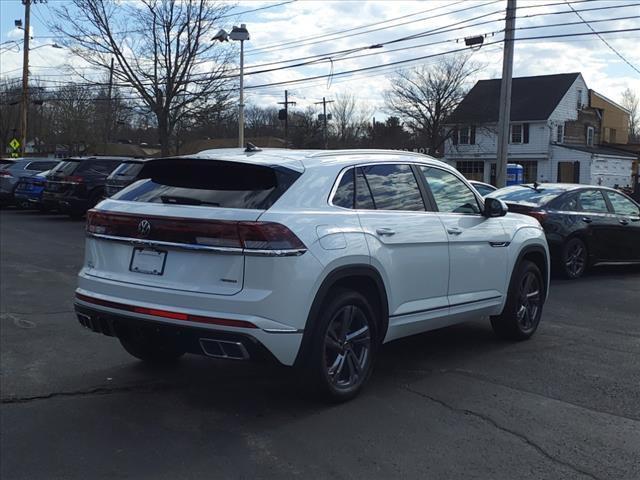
619, 218, 629, 226
375, 228, 396, 236
581, 217, 592, 224
447, 227, 463, 235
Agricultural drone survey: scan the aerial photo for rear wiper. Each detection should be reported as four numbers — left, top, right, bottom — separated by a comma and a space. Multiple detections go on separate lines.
160, 195, 220, 207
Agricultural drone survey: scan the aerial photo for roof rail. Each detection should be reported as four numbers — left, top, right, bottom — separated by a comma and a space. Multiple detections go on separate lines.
309, 149, 432, 159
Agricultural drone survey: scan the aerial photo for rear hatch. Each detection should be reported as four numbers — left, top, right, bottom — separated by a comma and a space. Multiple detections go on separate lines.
45, 159, 82, 194
85, 157, 303, 296
105, 160, 146, 197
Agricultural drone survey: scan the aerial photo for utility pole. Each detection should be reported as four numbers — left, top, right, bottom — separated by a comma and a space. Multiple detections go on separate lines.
495, 0, 517, 188
20, 0, 31, 156
105, 57, 114, 144
278, 90, 296, 147
315, 97, 334, 149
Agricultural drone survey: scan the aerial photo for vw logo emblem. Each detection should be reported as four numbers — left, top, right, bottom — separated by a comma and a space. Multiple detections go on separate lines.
137, 220, 151, 237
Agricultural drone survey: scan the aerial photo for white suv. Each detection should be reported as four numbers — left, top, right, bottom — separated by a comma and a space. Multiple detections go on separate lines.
75, 148, 550, 401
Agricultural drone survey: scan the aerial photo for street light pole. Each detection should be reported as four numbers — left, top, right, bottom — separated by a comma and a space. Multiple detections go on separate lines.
20, 0, 31, 155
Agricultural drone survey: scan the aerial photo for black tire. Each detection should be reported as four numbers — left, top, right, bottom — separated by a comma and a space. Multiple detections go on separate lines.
118, 330, 185, 364
560, 237, 588, 279
491, 260, 545, 341
304, 289, 378, 402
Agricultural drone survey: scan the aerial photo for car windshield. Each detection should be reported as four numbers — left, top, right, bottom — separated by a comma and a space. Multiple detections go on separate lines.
489, 185, 569, 206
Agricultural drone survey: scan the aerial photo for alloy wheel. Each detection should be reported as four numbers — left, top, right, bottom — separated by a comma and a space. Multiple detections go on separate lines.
323, 305, 371, 391
517, 271, 541, 332
565, 241, 586, 278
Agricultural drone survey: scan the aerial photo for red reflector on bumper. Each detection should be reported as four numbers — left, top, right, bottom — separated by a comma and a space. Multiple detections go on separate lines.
75, 293, 257, 329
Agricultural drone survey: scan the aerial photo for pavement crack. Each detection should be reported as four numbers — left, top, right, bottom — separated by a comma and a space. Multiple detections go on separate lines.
1, 383, 175, 404
401, 384, 602, 480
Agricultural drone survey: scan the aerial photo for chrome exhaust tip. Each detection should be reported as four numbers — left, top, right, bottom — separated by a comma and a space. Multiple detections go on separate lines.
199, 338, 250, 360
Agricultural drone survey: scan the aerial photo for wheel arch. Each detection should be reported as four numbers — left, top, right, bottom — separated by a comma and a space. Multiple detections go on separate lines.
513, 244, 550, 300
294, 264, 389, 367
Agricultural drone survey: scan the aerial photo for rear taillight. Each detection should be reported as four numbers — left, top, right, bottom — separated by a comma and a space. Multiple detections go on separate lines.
86, 210, 306, 253
527, 210, 548, 224
0, 170, 12, 178
64, 175, 83, 184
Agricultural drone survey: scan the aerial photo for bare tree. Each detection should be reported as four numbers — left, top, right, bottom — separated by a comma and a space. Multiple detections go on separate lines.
0, 79, 22, 153
384, 54, 483, 155
330, 91, 372, 147
51, 0, 234, 155
621, 88, 639, 142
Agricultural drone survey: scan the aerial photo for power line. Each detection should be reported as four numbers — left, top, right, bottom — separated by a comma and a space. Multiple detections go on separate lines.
563, 0, 640, 75
218, 0, 297, 19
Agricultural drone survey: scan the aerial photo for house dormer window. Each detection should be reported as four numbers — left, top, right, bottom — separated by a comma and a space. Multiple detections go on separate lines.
453, 126, 475, 145
557, 124, 564, 143
586, 126, 594, 146
510, 124, 523, 144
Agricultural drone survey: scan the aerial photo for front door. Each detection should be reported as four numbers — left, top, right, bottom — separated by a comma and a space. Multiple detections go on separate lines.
575, 189, 619, 261
604, 190, 640, 261
353, 164, 450, 331
417, 165, 509, 309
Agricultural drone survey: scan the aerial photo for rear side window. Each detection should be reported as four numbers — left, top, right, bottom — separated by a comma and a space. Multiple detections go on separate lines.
26, 161, 58, 171
109, 161, 145, 178
50, 160, 81, 176
76, 160, 121, 175
358, 164, 424, 211
578, 190, 608, 213
114, 159, 301, 210
332, 168, 354, 208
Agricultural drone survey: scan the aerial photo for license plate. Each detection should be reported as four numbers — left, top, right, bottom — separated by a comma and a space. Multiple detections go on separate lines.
130, 247, 166, 275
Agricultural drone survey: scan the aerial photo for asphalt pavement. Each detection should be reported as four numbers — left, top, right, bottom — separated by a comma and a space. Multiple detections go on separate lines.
1, 208, 639, 480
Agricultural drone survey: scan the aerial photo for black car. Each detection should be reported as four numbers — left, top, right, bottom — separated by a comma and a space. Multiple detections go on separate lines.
42, 156, 128, 218
105, 158, 150, 197
489, 183, 640, 279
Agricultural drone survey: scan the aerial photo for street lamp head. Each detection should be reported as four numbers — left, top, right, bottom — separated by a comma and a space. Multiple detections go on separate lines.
212, 29, 229, 42
229, 24, 249, 42
15, 19, 23, 28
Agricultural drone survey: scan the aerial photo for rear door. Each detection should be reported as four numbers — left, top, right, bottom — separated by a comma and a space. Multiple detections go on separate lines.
354, 164, 450, 325
418, 165, 509, 308
603, 190, 640, 261
85, 158, 301, 295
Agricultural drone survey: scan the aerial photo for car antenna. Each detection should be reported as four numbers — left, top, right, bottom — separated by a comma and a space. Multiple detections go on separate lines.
245, 142, 262, 153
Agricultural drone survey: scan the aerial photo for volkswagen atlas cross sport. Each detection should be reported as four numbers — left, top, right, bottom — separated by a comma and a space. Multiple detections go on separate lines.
74, 148, 550, 401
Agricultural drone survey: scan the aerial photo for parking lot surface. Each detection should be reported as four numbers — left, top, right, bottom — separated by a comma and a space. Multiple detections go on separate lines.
1, 208, 639, 480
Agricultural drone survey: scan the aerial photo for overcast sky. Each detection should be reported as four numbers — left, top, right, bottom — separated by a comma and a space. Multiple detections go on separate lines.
1, 0, 638, 118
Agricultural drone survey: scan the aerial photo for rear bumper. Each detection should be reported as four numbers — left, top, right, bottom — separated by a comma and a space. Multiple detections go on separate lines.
74, 289, 303, 366
42, 191, 88, 213
75, 303, 282, 363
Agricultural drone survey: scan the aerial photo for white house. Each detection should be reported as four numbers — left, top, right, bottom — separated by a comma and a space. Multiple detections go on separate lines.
444, 72, 636, 188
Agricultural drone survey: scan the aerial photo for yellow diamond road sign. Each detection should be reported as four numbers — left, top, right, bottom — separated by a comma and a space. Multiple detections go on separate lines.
9, 138, 20, 150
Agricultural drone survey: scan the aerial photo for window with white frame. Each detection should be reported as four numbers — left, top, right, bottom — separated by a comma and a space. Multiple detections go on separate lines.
458, 126, 472, 144
586, 126, 594, 146
556, 124, 564, 143
510, 124, 523, 143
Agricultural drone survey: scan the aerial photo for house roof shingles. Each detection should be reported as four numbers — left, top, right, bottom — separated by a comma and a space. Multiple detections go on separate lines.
447, 72, 580, 124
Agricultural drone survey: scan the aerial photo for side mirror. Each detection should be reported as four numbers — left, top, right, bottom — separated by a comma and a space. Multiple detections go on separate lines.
484, 197, 508, 217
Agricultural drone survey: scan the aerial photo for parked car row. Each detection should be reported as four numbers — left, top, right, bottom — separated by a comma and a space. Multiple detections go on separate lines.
487, 183, 640, 279
1, 156, 148, 218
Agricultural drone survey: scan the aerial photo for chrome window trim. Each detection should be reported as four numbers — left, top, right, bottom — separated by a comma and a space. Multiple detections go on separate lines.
87, 232, 306, 257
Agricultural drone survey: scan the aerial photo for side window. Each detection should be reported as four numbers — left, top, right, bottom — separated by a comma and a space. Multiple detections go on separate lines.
26, 161, 57, 172
332, 168, 354, 208
355, 168, 375, 209
359, 164, 425, 211
552, 193, 578, 211
420, 166, 481, 214
606, 191, 640, 217
578, 190, 608, 213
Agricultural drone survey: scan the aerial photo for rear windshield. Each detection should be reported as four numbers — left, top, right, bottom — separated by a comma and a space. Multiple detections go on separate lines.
109, 161, 145, 178
489, 185, 569, 206
50, 160, 81, 176
113, 159, 301, 210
